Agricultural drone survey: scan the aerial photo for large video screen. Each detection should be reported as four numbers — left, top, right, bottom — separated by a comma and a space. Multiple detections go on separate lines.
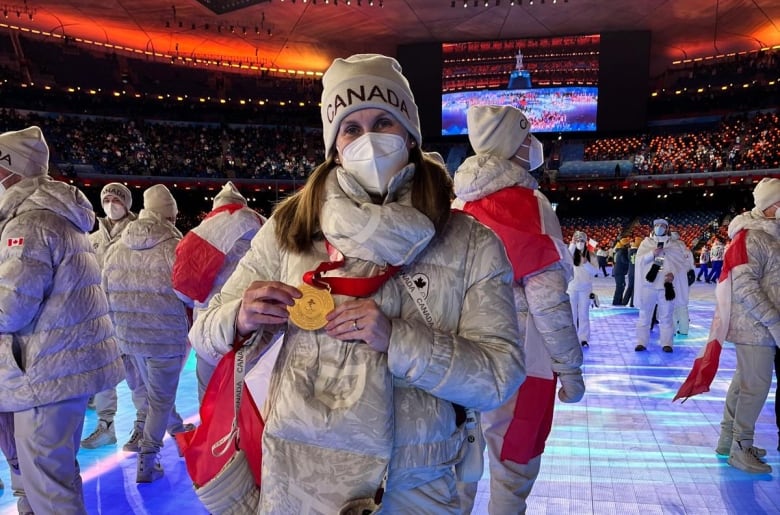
441, 35, 600, 136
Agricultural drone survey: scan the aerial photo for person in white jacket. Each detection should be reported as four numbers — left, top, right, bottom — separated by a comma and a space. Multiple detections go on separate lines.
81, 182, 137, 450
568, 231, 599, 348
452, 104, 585, 514
102, 184, 189, 483
173, 181, 265, 401
634, 219, 690, 352
190, 54, 525, 513
715, 177, 780, 474
0, 126, 123, 514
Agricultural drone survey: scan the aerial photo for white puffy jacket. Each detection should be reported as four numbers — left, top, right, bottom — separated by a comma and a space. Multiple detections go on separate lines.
102, 209, 188, 357
0, 177, 123, 411
191, 177, 524, 512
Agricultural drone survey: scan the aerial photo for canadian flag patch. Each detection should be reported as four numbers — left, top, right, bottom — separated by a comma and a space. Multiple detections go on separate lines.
7, 237, 24, 247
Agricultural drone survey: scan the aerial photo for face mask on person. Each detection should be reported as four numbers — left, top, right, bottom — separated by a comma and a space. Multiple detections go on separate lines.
515, 135, 544, 171
340, 133, 410, 197
654, 225, 667, 237
575, 242, 585, 251
103, 202, 126, 221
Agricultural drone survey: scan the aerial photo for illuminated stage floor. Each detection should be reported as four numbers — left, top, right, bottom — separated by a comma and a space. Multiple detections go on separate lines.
1, 276, 778, 514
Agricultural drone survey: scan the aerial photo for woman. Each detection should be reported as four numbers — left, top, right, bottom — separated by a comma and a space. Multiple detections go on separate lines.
568, 231, 599, 347
190, 54, 525, 513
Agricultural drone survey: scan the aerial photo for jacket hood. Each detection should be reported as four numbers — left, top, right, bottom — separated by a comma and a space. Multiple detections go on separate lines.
729, 210, 780, 239
121, 209, 182, 250
2, 177, 95, 232
453, 154, 538, 201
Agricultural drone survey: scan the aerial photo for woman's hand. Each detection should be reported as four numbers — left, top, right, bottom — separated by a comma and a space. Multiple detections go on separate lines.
325, 298, 391, 353
236, 281, 301, 337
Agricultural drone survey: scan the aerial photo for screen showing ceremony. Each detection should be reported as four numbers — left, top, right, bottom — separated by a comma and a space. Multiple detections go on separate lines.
441, 34, 600, 136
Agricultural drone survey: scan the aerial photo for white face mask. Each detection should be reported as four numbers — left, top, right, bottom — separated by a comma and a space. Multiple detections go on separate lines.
103, 202, 126, 221
515, 135, 544, 171
575, 242, 585, 251
340, 133, 409, 197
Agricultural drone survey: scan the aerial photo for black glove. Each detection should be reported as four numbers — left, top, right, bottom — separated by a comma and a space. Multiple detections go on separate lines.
687, 269, 695, 286
664, 281, 676, 301
646, 263, 660, 282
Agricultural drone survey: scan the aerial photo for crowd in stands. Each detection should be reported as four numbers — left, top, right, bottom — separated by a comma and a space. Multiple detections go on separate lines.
0, 109, 324, 180
1, 105, 777, 184
583, 110, 780, 174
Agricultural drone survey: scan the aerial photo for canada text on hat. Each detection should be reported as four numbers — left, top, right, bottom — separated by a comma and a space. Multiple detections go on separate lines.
101, 183, 133, 210
0, 126, 49, 177
321, 53, 421, 157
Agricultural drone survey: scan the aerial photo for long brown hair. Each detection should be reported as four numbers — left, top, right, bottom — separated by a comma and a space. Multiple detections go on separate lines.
272, 147, 453, 254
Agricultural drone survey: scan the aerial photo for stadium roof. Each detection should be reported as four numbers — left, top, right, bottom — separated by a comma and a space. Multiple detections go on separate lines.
4, 0, 779, 77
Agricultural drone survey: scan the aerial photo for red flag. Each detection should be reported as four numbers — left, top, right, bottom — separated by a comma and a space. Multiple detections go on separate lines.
587, 238, 598, 253
674, 230, 749, 402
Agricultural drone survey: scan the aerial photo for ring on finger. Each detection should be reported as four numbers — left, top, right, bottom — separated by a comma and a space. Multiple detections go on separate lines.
352, 320, 359, 331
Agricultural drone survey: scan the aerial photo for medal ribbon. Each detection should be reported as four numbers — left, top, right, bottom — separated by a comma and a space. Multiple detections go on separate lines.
303, 241, 400, 298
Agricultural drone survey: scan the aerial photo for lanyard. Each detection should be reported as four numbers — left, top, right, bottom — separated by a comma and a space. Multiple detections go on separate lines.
302, 241, 400, 298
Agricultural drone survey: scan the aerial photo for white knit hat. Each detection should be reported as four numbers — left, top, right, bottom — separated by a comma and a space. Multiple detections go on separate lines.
0, 126, 49, 177
143, 184, 177, 219
321, 54, 421, 158
753, 177, 780, 211
653, 218, 669, 227
466, 105, 532, 160
101, 182, 133, 210
213, 181, 247, 209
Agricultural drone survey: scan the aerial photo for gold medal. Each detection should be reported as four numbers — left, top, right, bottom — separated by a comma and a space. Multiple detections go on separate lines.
288, 283, 335, 330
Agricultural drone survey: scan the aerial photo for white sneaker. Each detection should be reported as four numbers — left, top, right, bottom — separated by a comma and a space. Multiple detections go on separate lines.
80, 420, 117, 449
728, 444, 772, 473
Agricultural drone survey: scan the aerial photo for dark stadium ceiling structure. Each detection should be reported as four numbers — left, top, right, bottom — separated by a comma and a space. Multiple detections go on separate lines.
3, 0, 779, 77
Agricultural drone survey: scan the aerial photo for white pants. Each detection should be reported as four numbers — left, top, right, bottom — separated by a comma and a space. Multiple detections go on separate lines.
674, 304, 690, 335
636, 288, 674, 348
721, 344, 775, 444
569, 289, 591, 343
14, 396, 89, 515
458, 391, 541, 515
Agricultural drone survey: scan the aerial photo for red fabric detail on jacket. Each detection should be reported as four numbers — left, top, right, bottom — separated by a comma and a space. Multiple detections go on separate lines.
205, 203, 245, 219
500, 375, 557, 464
172, 233, 226, 303
719, 229, 748, 283
460, 187, 560, 280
